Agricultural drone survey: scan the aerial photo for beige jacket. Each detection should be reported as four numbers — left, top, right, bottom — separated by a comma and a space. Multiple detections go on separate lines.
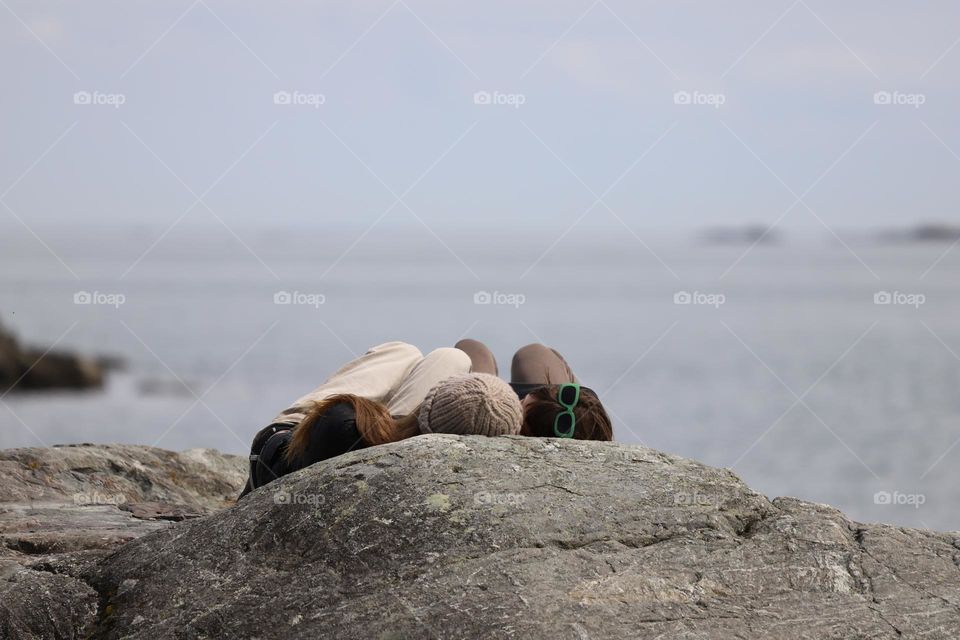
273, 341, 470, 426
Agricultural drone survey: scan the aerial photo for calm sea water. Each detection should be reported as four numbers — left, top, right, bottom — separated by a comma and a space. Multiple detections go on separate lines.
2, 226, 958, 530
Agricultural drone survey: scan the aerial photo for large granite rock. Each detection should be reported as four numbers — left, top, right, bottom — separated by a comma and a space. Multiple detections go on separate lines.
49, 435, 960, 639
0, 321, 107, 392
0, 444, 246, 639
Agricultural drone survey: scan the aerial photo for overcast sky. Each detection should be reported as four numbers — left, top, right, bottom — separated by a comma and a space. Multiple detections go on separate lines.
2, 1, 959, 236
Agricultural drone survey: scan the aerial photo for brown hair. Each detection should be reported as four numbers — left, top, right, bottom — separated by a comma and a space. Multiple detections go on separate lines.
286, 394, 420, 465
392, 407, 422, 441
521, 386, 613, 441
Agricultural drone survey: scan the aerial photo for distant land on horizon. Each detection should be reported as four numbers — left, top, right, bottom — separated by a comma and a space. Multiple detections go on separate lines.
698, 222, 960, 246
875, 223, 960, 243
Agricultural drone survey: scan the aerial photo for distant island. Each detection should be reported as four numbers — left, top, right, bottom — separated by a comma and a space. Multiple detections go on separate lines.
0, 319, 118, 393
877, 223, 960, 243
699, 224, 780, 245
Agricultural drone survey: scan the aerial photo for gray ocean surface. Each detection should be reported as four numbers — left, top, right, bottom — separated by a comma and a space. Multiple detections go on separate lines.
2, 225, 958, 530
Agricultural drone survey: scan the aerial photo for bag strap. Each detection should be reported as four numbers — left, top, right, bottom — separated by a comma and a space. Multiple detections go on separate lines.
247, 423, 295, 491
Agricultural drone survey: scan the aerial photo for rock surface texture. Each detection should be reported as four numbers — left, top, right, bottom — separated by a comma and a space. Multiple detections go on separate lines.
0, 444, 246, 639
2, 436, 959, 639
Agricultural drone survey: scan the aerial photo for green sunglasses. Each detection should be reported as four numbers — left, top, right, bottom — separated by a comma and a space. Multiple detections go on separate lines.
553, 383, 581, 438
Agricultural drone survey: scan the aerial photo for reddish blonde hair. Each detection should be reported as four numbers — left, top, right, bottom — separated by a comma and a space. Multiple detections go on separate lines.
286, 394, 418, 465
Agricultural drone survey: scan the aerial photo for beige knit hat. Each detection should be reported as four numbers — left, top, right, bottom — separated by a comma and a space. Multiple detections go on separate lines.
418, 373, 522, 437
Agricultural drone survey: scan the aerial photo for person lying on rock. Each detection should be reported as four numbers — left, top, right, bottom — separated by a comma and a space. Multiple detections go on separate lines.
240, 341, 522, 498
455, 340, 613, 441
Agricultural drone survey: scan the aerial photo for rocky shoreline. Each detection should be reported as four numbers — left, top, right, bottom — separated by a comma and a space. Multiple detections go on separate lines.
1, 437, 958, 639
0, 444, 246, 639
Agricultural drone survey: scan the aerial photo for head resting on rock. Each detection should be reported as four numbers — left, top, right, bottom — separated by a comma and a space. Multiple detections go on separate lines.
417, 373, 523, 437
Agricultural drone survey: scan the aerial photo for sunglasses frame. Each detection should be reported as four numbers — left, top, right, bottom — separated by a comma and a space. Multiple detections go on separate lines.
553, 383, 581, 438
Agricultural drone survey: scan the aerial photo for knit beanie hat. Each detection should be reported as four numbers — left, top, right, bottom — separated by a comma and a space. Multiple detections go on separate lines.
418, 373, 522, 437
